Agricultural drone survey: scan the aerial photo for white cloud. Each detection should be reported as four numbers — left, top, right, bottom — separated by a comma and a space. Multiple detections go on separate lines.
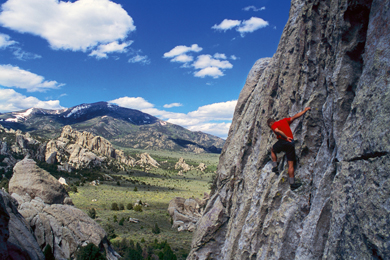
0, 88, 63, 112
109, 97, 237, 138
164, 47, 233, 79
212, 19, 241, 31
0, 64, 64, 92
128, 54, 150, 65
0, 0, 135, 52
188, 100, 236, 120
12, 48, 42, 60
237, 17, 269, 35
0, 33, 16, 48
163, 44, 202, 58
0, 33, 41, 60
163, 103, 183, 108
214, 53, 227, 59
212, 17, 269, 36
109, 96, 154, 110
194, 67, 224, 78
188, 122, 231, 137
171, 54, 193, 63
193, 54, 233, 70
230, 55, 238, 60
89, 40, 133, 59
243, 6, 266, 12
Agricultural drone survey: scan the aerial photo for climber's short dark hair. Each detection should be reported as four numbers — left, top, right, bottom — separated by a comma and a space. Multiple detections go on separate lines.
267, 118, 275, 126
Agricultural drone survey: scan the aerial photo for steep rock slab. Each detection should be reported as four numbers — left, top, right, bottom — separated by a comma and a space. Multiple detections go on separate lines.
188, 0, 389, 259
0, 190, 44, 260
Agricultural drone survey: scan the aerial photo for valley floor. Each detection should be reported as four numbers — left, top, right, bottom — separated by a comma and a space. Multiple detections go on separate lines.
69, 150, 219, 259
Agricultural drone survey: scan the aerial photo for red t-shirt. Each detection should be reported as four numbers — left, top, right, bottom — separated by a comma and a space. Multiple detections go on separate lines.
271, 117, 293, 140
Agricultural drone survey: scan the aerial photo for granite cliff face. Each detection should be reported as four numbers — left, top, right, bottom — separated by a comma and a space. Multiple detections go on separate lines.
188, 0, 390, 259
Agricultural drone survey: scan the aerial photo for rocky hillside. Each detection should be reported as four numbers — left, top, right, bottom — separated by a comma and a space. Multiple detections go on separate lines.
188, 0, 390, 259
0, 125, 163, 182
0, 101, 224, 153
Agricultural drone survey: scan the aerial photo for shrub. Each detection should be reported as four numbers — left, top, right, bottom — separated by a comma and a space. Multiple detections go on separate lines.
76, 243, 105, 260
111, 203, 119, 211
119, 203, 125, 210
113, 215, 117, 222
117, 181, 120, 186
126, 203, 133, 210
134, 204, 143, 212
152, 223, 160, 234
133, 186, 138, 192
88, 208, 96, 219
119, 217, 125, 226
105, 224, 116, 240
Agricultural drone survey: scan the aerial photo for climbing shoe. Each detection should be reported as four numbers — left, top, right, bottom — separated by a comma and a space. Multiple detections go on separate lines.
290, 182, 302, 191
272, 166, 279, 175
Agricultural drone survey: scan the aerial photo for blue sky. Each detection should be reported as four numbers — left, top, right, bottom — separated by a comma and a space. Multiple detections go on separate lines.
0, 0, 291, 139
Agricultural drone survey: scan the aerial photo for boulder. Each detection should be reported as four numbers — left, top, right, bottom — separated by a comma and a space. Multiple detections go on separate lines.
168, 197, 208, 232
9, 159, 71, 205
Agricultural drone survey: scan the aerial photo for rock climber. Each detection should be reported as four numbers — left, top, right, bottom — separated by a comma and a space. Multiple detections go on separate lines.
267, 107, 311, 190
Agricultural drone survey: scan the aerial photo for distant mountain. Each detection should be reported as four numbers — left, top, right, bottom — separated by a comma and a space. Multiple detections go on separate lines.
0, 102, 224, 153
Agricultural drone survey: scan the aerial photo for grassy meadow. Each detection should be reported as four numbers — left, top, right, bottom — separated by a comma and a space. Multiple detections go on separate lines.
69, 149, 220, 259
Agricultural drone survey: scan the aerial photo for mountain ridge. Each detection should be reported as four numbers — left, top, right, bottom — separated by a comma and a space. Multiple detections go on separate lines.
0, 101, 224, 153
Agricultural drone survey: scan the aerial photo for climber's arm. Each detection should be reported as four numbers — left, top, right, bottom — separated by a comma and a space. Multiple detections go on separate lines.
274, 128, 293, 142
290, 107, 311, 122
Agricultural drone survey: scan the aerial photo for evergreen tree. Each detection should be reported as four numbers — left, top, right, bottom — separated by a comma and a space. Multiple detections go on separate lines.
43, 244, 55, 260
76, 243, 105, 260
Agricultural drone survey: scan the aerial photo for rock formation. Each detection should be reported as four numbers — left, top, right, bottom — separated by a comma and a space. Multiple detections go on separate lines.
188, 0, 390, 259
168, 196, 208, 232
175, 157, 192, 172
9, 159, 72, 205
8, 159, 120, 260
135, 153, 160, 168
46, 125, 136, 169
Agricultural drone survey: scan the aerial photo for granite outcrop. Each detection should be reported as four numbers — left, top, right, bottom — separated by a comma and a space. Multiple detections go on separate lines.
7, 159, 120, 260
188, 0, 390, 259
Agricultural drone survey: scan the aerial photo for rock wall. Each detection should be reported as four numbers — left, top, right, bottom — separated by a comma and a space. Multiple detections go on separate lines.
188, 0, 390, 259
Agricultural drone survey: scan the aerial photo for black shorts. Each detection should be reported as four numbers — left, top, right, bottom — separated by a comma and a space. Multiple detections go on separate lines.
272, 139, 296, 161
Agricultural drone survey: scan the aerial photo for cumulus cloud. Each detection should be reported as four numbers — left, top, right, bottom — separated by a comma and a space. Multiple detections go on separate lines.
163, 103, 183, 108
0, 88, 63, 112
109, 96, 154, 110
194, 67, 224, 78
237, 17, 269, 35
89, 40, 133, 59
212, 17, 269, 36
243, 6, 266, 12
0, 0, 135, 52
212, 19, 241, 31
110, 97, 236, 138
163, 45, 234, 78
171, 54, 193, 63
0, 64, 64, 92
163, 44, 202, 58
193, 54, 233, 70
0, 33, 16, 48
191, 54, 233, 78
